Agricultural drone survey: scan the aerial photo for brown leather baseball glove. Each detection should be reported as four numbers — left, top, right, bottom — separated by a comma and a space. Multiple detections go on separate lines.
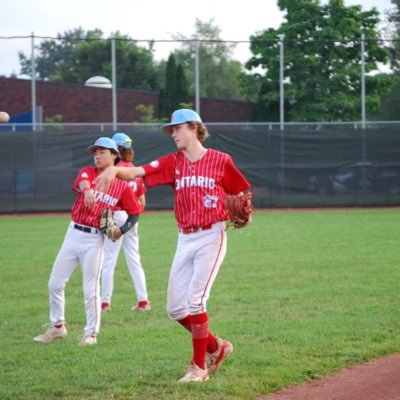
99, 208, 119, 241
224, 191, 253, 229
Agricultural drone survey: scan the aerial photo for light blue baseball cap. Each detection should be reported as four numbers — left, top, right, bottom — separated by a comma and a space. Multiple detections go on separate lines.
162, 109, 202, 133
112, 132, 132, 148
87, 137, 119, 154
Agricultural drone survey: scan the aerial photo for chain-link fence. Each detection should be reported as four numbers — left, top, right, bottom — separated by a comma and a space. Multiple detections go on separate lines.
0, 123, 399, 214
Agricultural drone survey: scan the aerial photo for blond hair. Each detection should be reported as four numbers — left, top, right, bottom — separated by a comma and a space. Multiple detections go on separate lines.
188, 121, 209, 143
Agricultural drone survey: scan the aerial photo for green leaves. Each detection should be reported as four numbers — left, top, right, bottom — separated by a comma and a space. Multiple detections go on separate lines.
246, 0, 391, 122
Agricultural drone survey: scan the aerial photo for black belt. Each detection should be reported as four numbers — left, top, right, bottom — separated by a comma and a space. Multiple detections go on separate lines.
74, 223, 98, 234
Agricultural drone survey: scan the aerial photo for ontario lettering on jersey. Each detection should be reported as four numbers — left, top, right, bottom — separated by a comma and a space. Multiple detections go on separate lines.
175, 175, 215, 190
92, 190, 119, 207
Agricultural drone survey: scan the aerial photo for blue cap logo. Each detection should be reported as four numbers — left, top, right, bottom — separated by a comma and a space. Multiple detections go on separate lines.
162, 109, 202, 133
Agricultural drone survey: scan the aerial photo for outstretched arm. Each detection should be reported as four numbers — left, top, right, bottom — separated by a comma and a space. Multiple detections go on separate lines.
96, 166, 145, 192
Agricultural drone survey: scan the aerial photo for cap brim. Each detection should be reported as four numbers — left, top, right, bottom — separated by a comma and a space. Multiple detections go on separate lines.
161, 123, 175, 134
87, 145, 119, 154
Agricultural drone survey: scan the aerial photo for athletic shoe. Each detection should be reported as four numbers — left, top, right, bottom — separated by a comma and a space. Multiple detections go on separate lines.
206, 337, 234, 374
131, 300, 151, 312
79, 335, 97, 345
34, 324, 68, 343
178, 363, 209, 383
101, 302, 111, 312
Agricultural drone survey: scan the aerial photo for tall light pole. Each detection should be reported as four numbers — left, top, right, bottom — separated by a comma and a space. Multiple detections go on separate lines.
31, 32, 36, 131
111, 38, 117, 132
195, 36, 200, 114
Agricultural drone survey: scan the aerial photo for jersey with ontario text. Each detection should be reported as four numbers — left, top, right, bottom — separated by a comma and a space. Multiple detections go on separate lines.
143, 149, 250, 229
71, 166, 143, 227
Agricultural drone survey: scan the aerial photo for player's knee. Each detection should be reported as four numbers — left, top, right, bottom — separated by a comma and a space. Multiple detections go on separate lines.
48, 278, 63, 293
166, 305, 186, 320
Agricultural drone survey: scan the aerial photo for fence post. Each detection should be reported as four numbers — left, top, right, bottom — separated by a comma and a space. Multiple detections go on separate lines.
361, 32, 366, 130
195, 36, 200, 114
279, 34, 285, 131
31, 33, 36, 132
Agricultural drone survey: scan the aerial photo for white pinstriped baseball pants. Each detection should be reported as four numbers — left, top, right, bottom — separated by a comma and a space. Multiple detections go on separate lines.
167, 221, 227, 320
101, 210, 148, 304
48, 221, 104, 336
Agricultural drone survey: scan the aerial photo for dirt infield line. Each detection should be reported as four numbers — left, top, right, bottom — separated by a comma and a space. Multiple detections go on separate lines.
259, 353, 400, 400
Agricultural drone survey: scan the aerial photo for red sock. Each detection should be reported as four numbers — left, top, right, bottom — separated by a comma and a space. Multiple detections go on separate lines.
177, 315, 192, 332
178, 315, 218, 353
191, 313, 209, 370
207, 331, 218, 354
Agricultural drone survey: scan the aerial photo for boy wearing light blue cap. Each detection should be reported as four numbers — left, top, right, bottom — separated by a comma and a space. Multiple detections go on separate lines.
96, 109, 252, 382
34, 137, 144, 346
100, 132, 150, 313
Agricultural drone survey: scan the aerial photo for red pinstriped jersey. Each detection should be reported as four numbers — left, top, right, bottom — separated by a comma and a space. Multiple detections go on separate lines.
114, 160, 146, 212
143, 149, 250, 228
71, 166, 143, 227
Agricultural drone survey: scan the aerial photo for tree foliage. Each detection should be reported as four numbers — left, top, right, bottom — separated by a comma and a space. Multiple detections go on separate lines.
172, 19, 245, 100
245, 0, 392, 122
19, 28, 160, 91
157, 54, 190, 119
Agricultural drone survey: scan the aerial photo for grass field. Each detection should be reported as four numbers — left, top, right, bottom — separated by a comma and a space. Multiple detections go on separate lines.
1, 209, 399, 400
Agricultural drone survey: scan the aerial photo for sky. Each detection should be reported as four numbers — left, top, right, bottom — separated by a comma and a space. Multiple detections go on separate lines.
0, 0, 395, 78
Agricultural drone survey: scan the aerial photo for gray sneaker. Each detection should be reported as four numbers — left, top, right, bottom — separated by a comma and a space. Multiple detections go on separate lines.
34, 324, 68, 343
79, 335, 97, 345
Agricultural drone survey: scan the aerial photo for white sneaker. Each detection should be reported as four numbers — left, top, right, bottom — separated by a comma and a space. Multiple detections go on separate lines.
34, 324, 68, 343
178, 363, 209, 383
79, 335, 97, 345
206, 337, 234, 374
131, 301, 151, 312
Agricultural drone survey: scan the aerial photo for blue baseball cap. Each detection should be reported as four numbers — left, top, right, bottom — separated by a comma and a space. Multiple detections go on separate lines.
112, 132, 132, 148
162, 109, 202, 133
87, 137, 119, 154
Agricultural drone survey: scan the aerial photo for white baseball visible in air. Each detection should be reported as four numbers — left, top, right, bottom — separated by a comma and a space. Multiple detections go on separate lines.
0, 111, 10, 123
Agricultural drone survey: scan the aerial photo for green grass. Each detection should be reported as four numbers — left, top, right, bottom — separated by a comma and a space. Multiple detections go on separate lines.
0, 209, 400, 399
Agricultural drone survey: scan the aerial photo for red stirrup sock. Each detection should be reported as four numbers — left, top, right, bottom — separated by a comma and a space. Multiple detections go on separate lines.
206, 331, 218, 354
177, 315, 192, 332
178, 315, 218, 353
191, 312, 209, 370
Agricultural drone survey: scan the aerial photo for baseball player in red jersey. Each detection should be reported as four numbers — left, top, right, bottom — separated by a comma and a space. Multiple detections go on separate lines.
34, 137, 143, 345
100, 132, 150, 313
96, 109, 251, 381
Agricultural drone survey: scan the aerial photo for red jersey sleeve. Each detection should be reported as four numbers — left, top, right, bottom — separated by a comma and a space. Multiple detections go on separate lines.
221, 156, 251, 195
142, 154, 176, 187
72, 166, 97, 192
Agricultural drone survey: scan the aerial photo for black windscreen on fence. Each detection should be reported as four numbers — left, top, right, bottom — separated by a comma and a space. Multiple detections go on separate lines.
0, 125, 399, 214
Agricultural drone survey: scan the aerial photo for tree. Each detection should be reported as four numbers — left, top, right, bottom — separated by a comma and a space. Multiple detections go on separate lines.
19, 28, 160, 91
158, 54, 190, 118
387, 0, 400, 73
172, 19, 245, 100
245, 0, 392, 122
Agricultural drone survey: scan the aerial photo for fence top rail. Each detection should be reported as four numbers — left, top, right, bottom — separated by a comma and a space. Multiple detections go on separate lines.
1, 121, 400, 132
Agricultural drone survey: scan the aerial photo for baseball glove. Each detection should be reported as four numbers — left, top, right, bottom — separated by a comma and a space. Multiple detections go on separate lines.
224, 191, 253, 229
99, 208, 119, 242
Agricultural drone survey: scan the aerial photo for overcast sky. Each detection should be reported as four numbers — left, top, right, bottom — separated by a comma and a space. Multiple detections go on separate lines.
0, 0, 395, 77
